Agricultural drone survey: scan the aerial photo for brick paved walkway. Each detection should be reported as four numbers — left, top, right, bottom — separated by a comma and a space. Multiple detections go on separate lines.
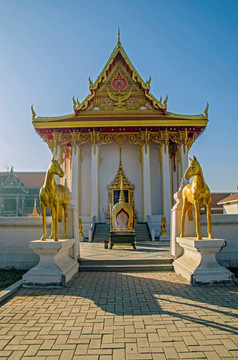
0, 271, 238, 360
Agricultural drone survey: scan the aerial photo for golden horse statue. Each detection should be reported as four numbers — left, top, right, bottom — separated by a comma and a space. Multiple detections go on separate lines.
40, 158, 69, 241
180, 156, 214, 240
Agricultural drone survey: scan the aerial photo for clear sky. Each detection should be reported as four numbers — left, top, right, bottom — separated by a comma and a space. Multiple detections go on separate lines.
0, 0, 237, 192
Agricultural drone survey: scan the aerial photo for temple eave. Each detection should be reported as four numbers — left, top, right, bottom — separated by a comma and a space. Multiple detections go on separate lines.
33, 117, 208, 130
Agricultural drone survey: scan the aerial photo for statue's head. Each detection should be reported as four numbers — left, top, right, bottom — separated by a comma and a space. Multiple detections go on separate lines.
50, 157, 64, 178
184, 156, 201, 180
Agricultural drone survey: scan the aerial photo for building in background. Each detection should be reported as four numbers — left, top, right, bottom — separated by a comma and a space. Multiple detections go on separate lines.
0, 168, 46, 217
217, 187, 238, 214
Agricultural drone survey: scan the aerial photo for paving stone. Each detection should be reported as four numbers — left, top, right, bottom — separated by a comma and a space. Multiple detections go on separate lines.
0, 271, 237, 360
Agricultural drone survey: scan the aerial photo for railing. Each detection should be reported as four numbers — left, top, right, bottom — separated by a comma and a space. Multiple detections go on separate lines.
88, 216, 96, 242
146, 215, 155, 241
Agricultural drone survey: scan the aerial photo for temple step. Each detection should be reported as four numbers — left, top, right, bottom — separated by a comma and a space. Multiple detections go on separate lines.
92, 222, 151, 242
79, 258, 173, 272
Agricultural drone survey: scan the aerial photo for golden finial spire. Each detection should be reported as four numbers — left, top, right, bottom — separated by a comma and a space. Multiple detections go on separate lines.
117, 27, 121, 47
119, 176, 125, 203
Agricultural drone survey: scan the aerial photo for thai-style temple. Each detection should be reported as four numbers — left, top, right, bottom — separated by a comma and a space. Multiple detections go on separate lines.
32, 32, 208, 237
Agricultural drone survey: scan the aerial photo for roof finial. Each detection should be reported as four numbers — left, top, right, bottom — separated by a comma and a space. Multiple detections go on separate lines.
117, 27, 121, 47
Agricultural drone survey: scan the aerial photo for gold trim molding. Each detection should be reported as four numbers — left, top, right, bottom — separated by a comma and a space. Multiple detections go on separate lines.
43, 129, 198, 155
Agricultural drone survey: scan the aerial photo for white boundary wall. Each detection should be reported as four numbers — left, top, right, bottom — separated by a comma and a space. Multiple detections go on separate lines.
0, 217, 51, 269
0, 214, 238, 269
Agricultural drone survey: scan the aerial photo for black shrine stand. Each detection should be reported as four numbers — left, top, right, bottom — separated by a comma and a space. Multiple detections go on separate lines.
109, 231, 136, 249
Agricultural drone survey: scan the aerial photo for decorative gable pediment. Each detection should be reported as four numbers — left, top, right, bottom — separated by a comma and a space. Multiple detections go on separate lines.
73, 36, 168, 114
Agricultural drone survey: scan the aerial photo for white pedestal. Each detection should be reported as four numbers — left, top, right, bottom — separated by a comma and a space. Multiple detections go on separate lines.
22, 239, 79, 287
159, 234, 170, 242
173, 237, 234, 284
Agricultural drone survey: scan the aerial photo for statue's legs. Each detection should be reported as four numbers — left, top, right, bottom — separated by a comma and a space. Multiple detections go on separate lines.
207, 200, 214, 239
40, 201, 46, 240
194, 200, 202, 240
180, 198, 188, 237
54, 204, 58, 241
49, 206, 55, 239
64, 203, 68, 239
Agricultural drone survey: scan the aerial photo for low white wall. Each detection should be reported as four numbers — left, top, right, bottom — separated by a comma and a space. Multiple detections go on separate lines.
0, 214, 238, 270
200, 214, 238, 268
0, 217, 51, 270
178, 213, 238, 267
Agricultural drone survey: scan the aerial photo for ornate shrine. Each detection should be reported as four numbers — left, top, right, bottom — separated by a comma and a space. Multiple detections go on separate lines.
32, 31, 208, 237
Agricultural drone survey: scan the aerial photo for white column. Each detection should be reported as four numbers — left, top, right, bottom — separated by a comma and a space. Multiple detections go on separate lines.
181, 144, 189, 184
72, 146, 79, 209
66, 156, 71, 190
142, 144, 152, 221
71, 145, 80, 258
161, 144, 171, 223
91, 144, 99, 222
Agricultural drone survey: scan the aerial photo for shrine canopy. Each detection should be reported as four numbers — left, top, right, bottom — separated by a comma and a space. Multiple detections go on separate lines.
32, 32, 208, 153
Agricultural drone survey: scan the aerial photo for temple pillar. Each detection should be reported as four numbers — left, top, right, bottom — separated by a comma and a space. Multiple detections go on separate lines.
142, 144, 152, 221
72, 146, 79, 209
66, 155, 72, 190
181, 144, 189, 184
16, 197, 19, 217
91, 144, 100, 222
177, 146, 182, 186
161, 144, 171, 223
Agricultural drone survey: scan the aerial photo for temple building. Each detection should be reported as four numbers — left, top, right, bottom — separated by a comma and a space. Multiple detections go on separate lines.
0, 168, 45, 217
32, 33, 208, 237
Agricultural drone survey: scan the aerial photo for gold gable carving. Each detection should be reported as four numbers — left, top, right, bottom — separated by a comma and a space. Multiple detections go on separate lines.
91, 62, 147, 111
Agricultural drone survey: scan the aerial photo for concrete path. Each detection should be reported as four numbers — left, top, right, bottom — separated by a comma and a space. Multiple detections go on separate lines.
0, 271, 238, 360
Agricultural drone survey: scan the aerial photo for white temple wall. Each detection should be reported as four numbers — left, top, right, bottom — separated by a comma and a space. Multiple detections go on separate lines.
150, 143, 162, 215
99, 143, 119, 222
80, 143, 91, 216
121, 142, 142, 222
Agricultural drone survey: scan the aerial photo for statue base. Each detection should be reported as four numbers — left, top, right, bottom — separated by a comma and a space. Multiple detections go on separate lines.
173, 237, 234, 285
159, 233, 170, 242
22, 238, 78, 287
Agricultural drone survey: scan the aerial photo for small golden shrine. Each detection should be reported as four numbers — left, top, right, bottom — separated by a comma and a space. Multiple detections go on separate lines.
109, 177, 136, 249
106, 148, 135, 219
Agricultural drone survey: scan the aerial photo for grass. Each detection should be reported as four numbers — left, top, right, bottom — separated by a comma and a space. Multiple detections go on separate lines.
0, 268, 26, 291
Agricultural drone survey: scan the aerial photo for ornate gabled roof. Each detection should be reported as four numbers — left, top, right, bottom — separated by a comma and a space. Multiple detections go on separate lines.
32, 32, 209, 130
72, 32, 167, 114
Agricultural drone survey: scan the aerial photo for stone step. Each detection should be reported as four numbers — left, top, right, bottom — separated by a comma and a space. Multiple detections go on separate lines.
93, 222, 151, 242
79, 258, 173, 272
80, 258, 172, 265
79, 264, 174, 272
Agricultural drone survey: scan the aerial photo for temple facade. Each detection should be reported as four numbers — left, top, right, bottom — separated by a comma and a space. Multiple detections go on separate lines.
32, 34, 208, 237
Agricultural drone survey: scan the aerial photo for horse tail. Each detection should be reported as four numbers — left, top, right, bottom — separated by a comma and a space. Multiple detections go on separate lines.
187, 204, 193, 221
58, 205, 63, 223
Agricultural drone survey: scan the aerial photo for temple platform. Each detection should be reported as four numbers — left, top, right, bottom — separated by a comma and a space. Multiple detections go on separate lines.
78, 240, 172, 271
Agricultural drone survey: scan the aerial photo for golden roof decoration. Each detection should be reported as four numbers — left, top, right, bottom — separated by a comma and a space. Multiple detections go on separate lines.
73, 31, 168, 113
32, 31, 209, 126
108, 148, 134, 190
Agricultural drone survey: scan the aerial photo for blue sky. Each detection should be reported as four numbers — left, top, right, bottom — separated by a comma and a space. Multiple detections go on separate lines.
0, 0, 237, 191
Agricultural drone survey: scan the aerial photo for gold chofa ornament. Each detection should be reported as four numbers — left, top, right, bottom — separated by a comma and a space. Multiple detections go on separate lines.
40, 158, 69, 241
180, 156, 214, 240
